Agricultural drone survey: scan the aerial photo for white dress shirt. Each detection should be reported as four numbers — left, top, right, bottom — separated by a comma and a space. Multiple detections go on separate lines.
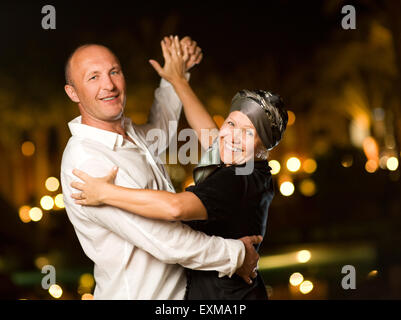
60, 79, 245, 300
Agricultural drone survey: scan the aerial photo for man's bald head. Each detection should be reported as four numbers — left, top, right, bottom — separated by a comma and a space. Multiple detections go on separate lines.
64, 44, 120, 85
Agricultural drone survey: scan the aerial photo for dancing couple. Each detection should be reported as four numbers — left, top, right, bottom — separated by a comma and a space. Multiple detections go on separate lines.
61, 35, 288, 299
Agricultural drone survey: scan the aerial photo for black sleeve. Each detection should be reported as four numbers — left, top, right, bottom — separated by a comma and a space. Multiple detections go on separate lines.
185, 167, 247, 222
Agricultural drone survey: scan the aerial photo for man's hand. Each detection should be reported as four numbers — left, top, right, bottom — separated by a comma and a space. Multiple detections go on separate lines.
236, 235, 263, 285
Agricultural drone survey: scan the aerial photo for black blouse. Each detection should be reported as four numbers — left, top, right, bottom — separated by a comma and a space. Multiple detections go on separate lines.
184, 160, 275, 300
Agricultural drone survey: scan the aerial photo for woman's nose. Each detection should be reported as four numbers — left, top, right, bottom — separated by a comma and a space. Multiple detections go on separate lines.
232, 128, 242, 141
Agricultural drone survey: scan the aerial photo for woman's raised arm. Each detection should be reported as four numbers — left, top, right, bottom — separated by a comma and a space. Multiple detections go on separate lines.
149, 35, 218, 149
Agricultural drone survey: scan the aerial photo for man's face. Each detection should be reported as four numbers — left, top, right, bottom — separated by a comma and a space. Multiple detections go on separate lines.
66, 45, 126, 122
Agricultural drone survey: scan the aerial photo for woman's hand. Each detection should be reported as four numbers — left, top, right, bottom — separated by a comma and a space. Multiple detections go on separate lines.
149, 35, 190, 85
70, 167, 119, 206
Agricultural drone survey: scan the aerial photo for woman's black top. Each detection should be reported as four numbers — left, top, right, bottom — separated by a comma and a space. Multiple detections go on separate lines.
184, 160, 274, 300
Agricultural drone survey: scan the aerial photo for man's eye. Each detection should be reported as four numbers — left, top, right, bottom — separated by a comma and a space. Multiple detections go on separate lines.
89, 76, 97, 81
111, 70, 120, 75
227, 121, 234, 126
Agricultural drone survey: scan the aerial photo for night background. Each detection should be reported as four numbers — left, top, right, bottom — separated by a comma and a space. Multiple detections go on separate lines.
1, 0, 400, 299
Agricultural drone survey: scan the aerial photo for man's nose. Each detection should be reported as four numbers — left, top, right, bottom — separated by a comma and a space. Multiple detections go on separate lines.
101, 75, 116, 91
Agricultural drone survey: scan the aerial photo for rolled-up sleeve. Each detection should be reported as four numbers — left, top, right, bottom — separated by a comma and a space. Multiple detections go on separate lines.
65, 157, 245, 277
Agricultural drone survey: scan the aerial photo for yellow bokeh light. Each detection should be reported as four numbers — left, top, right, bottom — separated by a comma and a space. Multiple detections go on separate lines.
268, 160, 281, 175
54, 194, 65, 209
34, 256, 49, 270
80, 273, 95, 289
19, 205, 31, 223
387, 157, 399, 171
287, 157, 301, 172
365, 159, 378, 173
45, 177, 60, 192
303, 159, 317, 174
48, 284, 63, 299
341, 155, 353, 168
367, 270, 378, 279
81, 293, 94, 300
280, 181, 295, 197
297, 250, 311, 263
40, 196, 54, 211
299, 179, 316, 197
299, 280, 314, 294
287, 110, 296, 126
29, 207, 43, 222
289, 272, 304, 286
21, 141, 35, 157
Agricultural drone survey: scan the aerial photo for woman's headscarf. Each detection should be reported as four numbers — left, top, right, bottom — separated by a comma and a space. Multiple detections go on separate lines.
229, 90, 288, 150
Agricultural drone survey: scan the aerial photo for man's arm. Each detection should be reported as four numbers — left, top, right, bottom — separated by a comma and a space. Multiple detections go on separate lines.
63, 157, 245, 277
132, 76, 186, 156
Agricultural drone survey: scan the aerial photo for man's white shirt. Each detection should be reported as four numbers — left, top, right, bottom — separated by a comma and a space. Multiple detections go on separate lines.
60, 79, 245, 300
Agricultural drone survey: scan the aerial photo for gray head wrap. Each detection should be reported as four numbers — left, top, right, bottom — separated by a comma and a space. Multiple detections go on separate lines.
191, 90, 288, 185
229, 90, 288, 150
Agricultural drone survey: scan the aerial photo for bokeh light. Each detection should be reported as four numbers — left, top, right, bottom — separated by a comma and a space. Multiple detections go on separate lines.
280, 181, 295, 196
48, 284, 63, 299
287, 110, 296, 126
299, 280, 314, 294
81, 293, 94, 300
29, 207, 43, 222
387, 157, 399, 171
268, 160, 281, 175
34, 256, 50, 270
365, 159, 378, 173
341, 155, 353, 168
45, 177, 60, 192
19, 205, 31, 223
54, 194, 65, 209
303, 158, 317, 174
40, 195, 54, 211
21, 141, 35, 157
299, 179, 316, 197
287, 157, 301, 172
79, 273, 95, 289
297, 250, 311, 263
289, 272, 304, 286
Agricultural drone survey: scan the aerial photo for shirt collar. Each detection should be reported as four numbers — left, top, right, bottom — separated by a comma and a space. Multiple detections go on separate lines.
68, 116, 132, 150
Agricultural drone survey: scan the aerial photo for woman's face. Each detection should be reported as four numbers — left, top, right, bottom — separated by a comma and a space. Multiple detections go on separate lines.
218, 111, 264, 165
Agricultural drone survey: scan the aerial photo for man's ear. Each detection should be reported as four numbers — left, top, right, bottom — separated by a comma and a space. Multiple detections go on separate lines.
64, 84, 80, 103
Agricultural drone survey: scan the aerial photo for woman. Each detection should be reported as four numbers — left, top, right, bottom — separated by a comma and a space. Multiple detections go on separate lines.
70, 36, 288, 299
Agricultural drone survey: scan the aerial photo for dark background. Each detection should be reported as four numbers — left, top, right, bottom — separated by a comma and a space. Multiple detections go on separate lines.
0, 0, 400, 299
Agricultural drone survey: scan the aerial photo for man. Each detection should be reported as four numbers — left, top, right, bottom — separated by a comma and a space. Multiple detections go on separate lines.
61, 37, 261, 299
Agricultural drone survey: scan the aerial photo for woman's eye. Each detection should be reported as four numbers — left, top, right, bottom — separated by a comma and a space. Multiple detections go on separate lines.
246, 130, 254, 136
227, 121, 234, 126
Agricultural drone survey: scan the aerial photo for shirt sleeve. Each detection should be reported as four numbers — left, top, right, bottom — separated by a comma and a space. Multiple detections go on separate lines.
64, 156, 245, 278
186, 167, 247, 222
133, 74, 190, 156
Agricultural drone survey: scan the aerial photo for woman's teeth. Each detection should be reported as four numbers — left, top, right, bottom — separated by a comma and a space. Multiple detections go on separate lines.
225, 142, 242, 152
